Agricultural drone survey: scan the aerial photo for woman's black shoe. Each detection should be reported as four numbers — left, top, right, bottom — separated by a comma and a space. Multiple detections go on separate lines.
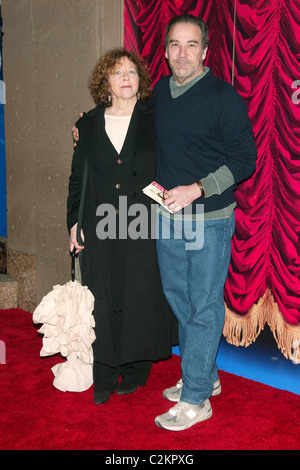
93, 390, 110, 404
116, 384, 139, 395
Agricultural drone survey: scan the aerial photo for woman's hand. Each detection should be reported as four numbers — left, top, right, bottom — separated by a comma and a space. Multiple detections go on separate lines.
69, 223, 85, 254
72, 113, 83, 147
72, 125, 79, 147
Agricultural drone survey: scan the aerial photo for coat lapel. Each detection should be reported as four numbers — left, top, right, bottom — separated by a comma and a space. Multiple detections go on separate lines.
80, 101, 155, 204
119, 100, 155, 157
83, 101, 155, 157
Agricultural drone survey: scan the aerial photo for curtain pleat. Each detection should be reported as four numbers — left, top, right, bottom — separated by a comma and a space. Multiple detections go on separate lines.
124, 0, 300, 360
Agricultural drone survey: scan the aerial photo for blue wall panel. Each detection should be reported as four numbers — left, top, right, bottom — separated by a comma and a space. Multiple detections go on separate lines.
0, 3, 6, 238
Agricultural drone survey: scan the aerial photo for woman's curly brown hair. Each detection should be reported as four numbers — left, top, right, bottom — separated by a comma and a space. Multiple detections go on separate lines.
89, 48, 152, 106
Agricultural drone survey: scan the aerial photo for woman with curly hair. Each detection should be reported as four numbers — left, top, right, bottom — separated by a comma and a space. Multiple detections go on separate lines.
67, 49, 177, 405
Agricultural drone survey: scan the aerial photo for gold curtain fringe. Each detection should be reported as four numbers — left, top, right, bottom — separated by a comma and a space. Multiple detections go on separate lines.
223, 288, 300, 362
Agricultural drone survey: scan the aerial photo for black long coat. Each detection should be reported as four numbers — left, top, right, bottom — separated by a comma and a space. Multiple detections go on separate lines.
67, 101, 178, 367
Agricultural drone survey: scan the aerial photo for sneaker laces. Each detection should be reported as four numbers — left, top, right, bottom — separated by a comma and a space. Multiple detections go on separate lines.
176, 379, 183, 389
170, 400, 209, 419
169, 401, 191, 417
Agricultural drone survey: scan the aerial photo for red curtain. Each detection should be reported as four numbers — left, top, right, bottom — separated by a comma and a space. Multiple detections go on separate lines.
124, 0, 300, 358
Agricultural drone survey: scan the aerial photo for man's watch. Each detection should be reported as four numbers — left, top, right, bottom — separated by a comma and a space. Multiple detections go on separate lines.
196, 180, 206, 197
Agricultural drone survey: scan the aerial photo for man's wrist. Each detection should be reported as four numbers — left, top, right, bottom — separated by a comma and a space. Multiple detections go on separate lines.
195, 180, 206, 197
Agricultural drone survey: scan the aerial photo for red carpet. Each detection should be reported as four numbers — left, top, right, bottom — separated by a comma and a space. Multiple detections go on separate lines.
0, 308, 299, 451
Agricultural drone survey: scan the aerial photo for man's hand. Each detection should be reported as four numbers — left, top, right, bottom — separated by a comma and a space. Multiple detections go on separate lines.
69, 223, 85, 254
163, 183, 202, 212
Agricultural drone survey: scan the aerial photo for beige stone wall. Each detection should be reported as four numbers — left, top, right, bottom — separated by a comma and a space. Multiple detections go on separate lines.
2, 0, 124, 310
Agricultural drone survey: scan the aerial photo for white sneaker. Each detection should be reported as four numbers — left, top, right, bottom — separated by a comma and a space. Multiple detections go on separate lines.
155, 400, 212, 431
162, 378, 221, 402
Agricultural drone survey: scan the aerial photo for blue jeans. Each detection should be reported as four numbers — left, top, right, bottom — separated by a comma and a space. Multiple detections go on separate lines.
156, 212, 235, 405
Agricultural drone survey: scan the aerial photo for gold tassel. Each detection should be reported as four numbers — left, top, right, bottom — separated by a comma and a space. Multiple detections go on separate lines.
223, 289, 300, 362
264, 291, 300, 362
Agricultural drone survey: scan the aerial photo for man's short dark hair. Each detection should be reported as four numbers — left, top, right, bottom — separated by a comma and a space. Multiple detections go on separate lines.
165, 14, 209, 52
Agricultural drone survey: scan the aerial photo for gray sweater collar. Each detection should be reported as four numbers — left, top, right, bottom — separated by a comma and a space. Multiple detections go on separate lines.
169, 67, 210, 98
